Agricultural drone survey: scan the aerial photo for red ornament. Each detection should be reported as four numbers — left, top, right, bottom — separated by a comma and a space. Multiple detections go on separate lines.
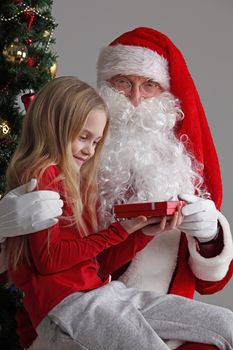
13, 0, 23, 4
21, 9, 36, 30
27, 57, 37, 67
25, 37, 33, 45
21, 92, 35, 111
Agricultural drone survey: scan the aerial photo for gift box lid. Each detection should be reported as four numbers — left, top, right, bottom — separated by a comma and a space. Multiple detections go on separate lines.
113, 200, 185, 218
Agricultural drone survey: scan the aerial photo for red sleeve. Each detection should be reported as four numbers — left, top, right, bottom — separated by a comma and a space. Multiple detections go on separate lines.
29, 166, 129, 275
29, 222, 128, 275
16, 307, 37, 349
197, 225, 224, 258
98, 229, 154, 275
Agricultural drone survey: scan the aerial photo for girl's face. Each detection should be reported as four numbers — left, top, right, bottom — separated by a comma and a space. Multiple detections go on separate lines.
72, 108, 107, 169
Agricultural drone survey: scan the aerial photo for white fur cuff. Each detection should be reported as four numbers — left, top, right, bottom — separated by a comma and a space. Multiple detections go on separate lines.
187, 211, 233, 281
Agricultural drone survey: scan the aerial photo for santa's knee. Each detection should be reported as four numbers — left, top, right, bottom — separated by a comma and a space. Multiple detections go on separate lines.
211, 306, 233, 340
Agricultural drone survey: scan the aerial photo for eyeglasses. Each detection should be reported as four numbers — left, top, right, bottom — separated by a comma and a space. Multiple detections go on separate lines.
109, 76, 163, 98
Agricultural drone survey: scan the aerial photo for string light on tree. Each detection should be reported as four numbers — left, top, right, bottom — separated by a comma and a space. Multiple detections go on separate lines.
0, 6, 55, 24
0, 6, 34, 22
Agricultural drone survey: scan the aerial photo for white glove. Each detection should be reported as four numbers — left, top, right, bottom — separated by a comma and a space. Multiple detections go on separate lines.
0, 179, 63, 242
178, 194, 218, 242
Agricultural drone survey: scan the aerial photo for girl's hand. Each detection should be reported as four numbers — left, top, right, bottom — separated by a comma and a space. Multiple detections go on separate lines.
119, 216, 161, 235
119, 204, 183, 236
142, 212, 182, 236
142, 205, 183, 236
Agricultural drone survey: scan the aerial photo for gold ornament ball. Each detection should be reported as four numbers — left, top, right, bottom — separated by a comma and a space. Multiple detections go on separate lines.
49, 62, 58, 79
43, 30, 50, 38
2, 38, 28, 64
0, 119, 11, 139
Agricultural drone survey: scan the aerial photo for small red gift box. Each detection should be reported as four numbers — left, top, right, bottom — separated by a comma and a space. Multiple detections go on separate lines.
114, 200, 185, 219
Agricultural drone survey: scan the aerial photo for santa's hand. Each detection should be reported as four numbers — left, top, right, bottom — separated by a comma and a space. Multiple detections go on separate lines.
0, 179, 63, 242
178, 194, 218, 242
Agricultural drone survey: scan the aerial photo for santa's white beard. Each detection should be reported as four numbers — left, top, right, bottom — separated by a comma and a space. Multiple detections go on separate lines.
97, 84, 203, 228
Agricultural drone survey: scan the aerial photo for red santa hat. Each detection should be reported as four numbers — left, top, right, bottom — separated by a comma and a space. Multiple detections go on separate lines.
97, 27, 222, 209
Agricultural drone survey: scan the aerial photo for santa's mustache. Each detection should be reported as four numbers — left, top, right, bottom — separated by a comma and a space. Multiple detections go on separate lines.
98, 83, 183, 134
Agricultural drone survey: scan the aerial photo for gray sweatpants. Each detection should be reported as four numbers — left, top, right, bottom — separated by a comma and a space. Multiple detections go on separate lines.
36, 281, 233, 350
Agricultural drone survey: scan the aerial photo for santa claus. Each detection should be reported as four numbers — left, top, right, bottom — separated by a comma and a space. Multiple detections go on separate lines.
95, 27, 233, 350
1, 27, 233, 350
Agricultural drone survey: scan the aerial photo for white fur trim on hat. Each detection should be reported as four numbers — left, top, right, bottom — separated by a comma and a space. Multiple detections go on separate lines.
97, 44, 170, 90
187, 211, 233, 281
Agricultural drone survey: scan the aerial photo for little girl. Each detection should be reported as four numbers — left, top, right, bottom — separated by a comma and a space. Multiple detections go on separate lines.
6, 76, 233, 350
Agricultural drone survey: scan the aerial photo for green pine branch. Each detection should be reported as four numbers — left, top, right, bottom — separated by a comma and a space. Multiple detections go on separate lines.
0, 1, 58, 348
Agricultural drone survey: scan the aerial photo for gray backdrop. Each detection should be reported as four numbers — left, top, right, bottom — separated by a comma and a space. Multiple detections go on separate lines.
52, 0, 233, 310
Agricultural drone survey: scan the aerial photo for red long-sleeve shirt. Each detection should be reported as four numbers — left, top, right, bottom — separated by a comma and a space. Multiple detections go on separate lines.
9, 165, 153, 329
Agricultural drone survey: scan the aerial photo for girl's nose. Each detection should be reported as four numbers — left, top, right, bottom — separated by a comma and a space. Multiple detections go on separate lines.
82, 143, 94, 156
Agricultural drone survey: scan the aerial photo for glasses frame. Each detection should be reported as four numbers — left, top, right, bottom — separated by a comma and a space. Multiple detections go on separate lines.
109, 75, 163, 98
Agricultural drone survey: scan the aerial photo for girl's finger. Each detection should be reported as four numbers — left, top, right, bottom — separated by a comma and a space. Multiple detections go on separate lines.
177, 203, 184, 226
160, 216, 167, 230
177, 210, 183, 226
169, 212, 179, 230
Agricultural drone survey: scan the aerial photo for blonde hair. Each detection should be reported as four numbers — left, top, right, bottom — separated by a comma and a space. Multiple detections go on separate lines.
6, 76, 109, 269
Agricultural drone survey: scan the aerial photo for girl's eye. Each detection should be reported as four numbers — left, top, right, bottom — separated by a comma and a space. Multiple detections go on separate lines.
79, 135, 87, 141
94, 138, 102, 146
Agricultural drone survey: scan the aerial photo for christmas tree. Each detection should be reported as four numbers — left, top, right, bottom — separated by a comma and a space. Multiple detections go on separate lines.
0, 0, 57, 348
